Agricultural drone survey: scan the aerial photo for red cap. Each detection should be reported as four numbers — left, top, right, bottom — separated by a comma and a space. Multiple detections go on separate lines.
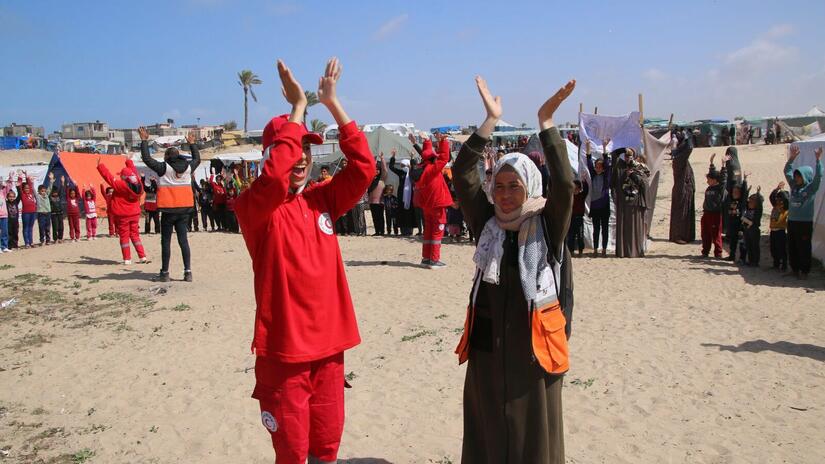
262, 114, 324, 152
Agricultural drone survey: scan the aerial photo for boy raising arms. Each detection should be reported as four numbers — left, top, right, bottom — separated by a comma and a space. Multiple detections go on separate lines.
234, 58, 375, 464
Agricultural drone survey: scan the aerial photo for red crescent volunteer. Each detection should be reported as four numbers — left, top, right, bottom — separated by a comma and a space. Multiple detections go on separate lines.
235, 105, 374, 463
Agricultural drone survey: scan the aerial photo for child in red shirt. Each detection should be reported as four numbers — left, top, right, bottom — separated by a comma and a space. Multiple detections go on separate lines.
100, 184, 117, 237
235, 58, 374, 464
65, 185, 81, 242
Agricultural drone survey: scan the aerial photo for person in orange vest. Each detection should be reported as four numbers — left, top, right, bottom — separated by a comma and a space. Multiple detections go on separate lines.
235, 57, 374, 464
139, 129, 200, 282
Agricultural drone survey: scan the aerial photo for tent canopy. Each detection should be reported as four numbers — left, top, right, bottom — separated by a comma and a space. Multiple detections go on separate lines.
48, 152, 131, 217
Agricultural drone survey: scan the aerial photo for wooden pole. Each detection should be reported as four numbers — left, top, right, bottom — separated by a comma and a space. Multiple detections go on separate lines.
579, 103, 583, 114
638, 93, 644, 126
667, 113, 674, 131
594, 106, 598, 115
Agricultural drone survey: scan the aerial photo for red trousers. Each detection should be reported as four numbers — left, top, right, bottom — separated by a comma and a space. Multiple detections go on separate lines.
67, 215, 81, 240
422, 208, 446, 262
86, 217, 98, 238
117, 214, 146, 260
701, 212, 723, 257
252, 352, 345, 464
107, 214, 117, 236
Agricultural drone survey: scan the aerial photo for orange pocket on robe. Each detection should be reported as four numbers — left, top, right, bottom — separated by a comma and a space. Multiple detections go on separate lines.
455, 304, 474, 364
531, 304, 569, 374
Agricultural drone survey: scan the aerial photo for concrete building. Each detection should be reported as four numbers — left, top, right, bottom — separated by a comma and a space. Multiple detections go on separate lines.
109, 129, 142, 149
145, 120, 186, 137
3, 123, 45, 137
180, 124, 224, 141
61, 121, 110, 140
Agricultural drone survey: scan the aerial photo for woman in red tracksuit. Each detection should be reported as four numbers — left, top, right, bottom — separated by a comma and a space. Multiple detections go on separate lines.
235, 58, 374, 464
97, 158, 150, 265
100, 183, 117, 237
415, 133, 453, 268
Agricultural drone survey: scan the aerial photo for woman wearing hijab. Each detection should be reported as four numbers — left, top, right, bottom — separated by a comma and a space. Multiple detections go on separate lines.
610, 145, 649, 257
669, 128, 696, 244
453, 76, 575, 464
389, 154, 415, 235
722, 146, 743, 233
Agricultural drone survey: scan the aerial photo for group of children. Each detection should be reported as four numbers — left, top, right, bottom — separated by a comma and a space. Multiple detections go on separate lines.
1, 171, 115, 252
700, 145, 823, 279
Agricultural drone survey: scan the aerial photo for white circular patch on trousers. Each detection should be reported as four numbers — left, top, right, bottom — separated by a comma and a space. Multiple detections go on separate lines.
438, 224, 445, 231
261, 411, 278, 433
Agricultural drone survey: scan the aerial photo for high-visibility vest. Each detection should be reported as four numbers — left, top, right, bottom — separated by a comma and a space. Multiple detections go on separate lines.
156, 164, 194, 209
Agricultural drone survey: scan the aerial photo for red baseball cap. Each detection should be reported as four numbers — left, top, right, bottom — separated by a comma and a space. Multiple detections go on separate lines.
262, 114, 324, 152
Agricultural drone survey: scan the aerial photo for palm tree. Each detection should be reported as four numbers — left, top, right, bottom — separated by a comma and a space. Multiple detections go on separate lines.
237, 70, 262, 134
304, 90, 319, 119
310, 119, 327, 134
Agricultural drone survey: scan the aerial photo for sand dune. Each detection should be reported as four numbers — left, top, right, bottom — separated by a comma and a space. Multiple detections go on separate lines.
0, 142, 823, 463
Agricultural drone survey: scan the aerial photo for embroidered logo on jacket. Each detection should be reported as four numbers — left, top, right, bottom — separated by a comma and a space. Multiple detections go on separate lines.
318, 212, 334, 235
261, 411, 278, 433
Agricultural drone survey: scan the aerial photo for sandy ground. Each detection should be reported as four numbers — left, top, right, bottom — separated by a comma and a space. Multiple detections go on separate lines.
0, 143, 823, 464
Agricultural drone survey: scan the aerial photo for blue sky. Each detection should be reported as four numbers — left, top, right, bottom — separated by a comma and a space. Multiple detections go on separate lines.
2, 0, 824, 134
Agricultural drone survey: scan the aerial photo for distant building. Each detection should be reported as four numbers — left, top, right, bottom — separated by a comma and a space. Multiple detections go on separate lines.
109, 129, 142, 149
62, 121, 109, 140
3, 123, 45, 137
180, 124, 223, 141
145, 119, 186, 137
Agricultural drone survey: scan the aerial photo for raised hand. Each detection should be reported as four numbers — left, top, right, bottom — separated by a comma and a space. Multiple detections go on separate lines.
789, 144, 800, 161
538, 79, 576, 131
186, 130, 196, 145
317, 57, 342, 107
757, 185, 762, 193
777, 181, 785, 190
48, 172, 55, 180
138, 127, 149, 141
408, 133, 416, 145
602, 137, 610, 151
710, 153, 716, 164
277, 60, 307, 108
475, 76, 502, 121
585, 139, 591, 154
816, 146, 823, 160
744, 171, 751, 179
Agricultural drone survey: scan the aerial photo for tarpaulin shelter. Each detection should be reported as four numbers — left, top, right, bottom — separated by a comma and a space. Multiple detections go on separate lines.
320, 126, 419, 185
47, 152, 132, 218
790, 133, 825, 264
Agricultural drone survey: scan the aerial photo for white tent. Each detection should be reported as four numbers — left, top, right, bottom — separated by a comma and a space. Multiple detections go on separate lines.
790, 133, 825, 263
804, 106, 825, 117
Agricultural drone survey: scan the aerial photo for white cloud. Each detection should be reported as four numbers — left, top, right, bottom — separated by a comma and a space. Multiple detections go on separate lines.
765, 23, 794, 39
724, 39, 798, 72
373, 14, 408, 41
642, 68, 667, 82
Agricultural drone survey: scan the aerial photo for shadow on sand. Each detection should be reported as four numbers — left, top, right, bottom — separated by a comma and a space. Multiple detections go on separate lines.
645, 235, 823, 291
57, 255, 121, 266
702, 340, 825, 363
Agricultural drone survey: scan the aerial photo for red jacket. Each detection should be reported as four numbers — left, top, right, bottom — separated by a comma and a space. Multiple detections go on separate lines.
18, 177, 37, 213
416, 138, 453, 210
235, 121, 374, 362
97, 160, 144, 217
210, 176, 227, 205
66, 189, 81, 217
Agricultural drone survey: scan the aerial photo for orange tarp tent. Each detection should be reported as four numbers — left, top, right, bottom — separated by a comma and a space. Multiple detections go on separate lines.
50, 152, 136, 218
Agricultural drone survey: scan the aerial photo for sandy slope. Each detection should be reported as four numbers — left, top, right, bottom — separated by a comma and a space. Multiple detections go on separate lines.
0, 142, 823, 463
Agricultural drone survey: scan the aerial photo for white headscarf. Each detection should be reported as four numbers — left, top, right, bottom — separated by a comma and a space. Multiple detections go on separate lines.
473, 152, 557, 308
400, 159, 412, 209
